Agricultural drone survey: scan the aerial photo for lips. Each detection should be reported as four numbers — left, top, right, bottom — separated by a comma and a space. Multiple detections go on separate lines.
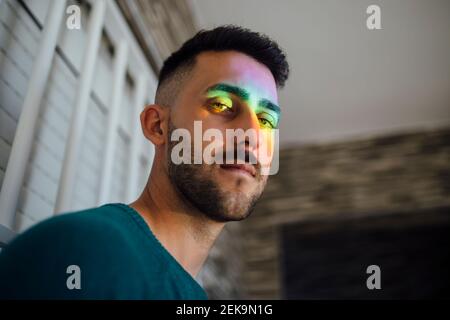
220, 163, 256, 177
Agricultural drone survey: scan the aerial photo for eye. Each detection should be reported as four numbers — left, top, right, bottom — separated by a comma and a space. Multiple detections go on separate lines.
258, 112, 277, 129
210, 102, 231, 113
208, 97, 234, 114
258, 118, 275, 129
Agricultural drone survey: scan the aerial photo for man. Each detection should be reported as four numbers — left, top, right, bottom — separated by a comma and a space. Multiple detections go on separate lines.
0, 25, 289, 299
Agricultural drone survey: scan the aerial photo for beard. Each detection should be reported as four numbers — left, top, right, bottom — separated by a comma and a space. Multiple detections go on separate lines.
166, 121, 267, 222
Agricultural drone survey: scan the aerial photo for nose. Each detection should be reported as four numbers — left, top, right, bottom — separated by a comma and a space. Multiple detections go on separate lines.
231, 103, 263, 157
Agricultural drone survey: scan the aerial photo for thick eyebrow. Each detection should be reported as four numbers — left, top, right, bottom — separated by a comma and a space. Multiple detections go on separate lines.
205, 83, 250, 101
258, 98, 281, 115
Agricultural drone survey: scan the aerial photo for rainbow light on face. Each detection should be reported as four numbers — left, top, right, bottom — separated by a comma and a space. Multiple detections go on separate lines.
205, 83, 281, 130
203, 83, 280, 174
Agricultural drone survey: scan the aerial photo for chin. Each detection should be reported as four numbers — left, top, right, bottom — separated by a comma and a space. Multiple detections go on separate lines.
216, 192, 256, 221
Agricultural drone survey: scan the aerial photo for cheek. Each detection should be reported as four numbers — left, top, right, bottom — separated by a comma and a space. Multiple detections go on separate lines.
200, 126, 227, 163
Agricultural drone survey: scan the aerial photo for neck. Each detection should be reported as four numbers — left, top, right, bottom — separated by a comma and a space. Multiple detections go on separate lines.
129, 163, 225, 279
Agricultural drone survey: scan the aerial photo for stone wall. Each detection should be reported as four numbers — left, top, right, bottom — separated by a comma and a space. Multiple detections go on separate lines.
281, 205, 450, 299
201, 127, 450, 299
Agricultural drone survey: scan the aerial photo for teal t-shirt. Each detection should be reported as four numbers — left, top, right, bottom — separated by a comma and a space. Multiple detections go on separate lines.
0, 203, 208, 299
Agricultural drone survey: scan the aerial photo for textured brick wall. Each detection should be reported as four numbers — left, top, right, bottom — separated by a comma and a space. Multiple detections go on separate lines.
201, 127, 450, 299
281, 206, 450, 299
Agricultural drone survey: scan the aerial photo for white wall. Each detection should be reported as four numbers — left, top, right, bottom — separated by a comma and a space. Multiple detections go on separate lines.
0, 0, 157, 232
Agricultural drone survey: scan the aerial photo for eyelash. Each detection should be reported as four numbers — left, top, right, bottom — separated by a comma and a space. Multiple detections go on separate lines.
259, 118, 275, 129
209, 101, 233, 113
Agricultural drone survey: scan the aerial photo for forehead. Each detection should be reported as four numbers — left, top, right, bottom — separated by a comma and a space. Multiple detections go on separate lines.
185, 51, 278, 103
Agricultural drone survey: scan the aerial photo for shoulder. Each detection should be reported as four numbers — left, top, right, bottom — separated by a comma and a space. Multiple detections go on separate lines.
10, 204, 133, 248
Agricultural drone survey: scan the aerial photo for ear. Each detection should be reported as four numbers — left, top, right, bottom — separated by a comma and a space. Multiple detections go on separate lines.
140, 104, 168, 146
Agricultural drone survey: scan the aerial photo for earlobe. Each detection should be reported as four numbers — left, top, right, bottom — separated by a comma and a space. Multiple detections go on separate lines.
140, 104, 166, 145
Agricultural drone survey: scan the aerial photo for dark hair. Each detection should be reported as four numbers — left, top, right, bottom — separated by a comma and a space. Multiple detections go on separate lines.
158, 25, 289, 89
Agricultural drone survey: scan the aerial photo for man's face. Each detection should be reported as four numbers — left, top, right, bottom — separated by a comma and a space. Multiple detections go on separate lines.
166, 51, 279, 222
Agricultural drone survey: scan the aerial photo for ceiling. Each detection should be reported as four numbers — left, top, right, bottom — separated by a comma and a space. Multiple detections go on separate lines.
190, 0, 450, 146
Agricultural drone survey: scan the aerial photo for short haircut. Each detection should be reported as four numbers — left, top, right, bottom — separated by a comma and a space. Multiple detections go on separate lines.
155, 25, 289, 106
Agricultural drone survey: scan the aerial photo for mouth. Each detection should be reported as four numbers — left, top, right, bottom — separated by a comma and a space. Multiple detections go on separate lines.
219, 163, 256, 178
